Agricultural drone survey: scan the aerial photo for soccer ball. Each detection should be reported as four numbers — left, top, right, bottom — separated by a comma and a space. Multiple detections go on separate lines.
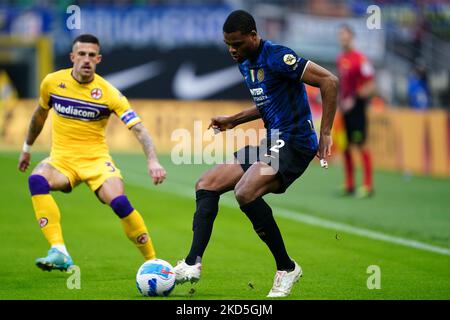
136, 259, 175, 297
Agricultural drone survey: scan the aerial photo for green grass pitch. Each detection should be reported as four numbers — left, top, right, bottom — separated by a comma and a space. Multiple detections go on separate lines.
0, 151, 449, 300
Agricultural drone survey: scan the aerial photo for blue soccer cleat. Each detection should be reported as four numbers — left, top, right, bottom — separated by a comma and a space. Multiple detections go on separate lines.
35, 248, 74, 272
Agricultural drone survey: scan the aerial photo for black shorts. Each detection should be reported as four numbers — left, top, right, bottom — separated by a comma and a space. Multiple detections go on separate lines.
343, 97, 369, 145
234, 138, 317, 194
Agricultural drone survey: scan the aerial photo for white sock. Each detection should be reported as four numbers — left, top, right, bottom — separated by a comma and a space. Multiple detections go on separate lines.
51, 244, 70, 257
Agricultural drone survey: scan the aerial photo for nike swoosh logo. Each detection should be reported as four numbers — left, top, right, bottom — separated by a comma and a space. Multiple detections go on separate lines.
173, 63, 242, 100
104, 61, 163, 91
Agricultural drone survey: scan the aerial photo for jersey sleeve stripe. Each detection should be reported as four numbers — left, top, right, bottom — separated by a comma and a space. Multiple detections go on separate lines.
300, 60, 310, 81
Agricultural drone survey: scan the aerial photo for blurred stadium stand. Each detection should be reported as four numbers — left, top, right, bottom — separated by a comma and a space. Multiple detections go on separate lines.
0, 0, 449, 177
0, 0, 449, 107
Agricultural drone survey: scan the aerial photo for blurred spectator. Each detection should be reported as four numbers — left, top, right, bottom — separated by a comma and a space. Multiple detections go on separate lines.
0, 70, 18, 139
407, 61, 431, 110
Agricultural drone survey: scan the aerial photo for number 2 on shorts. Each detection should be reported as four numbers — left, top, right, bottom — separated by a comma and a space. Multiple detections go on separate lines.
269, 139, 285, 153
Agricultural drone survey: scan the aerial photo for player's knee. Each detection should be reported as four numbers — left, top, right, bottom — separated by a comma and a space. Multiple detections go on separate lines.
234, 186, 256, 205
195, 176, 217, 192
110, 195, 134, 219
195, 178, 204, 191
28, 174, 50, 196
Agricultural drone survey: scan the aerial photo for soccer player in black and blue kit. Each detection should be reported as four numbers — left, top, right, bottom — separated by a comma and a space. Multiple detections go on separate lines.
174, 10, 338, 297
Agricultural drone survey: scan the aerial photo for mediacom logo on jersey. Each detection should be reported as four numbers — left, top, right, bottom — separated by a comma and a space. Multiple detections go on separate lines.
53, 102, 101, 120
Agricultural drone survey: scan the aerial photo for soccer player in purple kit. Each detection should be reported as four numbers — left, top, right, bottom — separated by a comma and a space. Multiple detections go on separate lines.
174, 10, 339, 297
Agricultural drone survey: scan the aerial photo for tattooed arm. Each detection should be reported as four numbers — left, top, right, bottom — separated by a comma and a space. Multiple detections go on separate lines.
18, 106, 49, 172
130, 122, 166, 185
130, 122, 158, 161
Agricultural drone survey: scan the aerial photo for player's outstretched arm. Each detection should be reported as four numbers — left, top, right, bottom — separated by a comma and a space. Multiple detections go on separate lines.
130, 122, 166, 185
18, 106, 49, 172
208, 106, 261, 132
302, 61, 339, 160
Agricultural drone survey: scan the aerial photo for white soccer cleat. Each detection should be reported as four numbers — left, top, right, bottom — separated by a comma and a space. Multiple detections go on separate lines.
173, 259, 201, 284
267, 260, 302, 298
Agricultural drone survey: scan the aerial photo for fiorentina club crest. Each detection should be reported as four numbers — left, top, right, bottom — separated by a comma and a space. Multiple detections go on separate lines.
91, 88, 102, 99
137, 233, 149, 244
39, 217, 48, 228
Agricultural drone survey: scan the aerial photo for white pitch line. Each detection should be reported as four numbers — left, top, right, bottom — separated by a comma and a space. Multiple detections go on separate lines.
273, 208, 450, 256
125, 172, 450, 257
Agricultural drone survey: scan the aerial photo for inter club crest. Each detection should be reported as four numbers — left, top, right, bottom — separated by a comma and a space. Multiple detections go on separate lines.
257, 68, 265, 82
91, 88, 102, 99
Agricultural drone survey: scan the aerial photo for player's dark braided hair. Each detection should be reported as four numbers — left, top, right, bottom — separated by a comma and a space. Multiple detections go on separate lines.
223, 10, 257, 34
